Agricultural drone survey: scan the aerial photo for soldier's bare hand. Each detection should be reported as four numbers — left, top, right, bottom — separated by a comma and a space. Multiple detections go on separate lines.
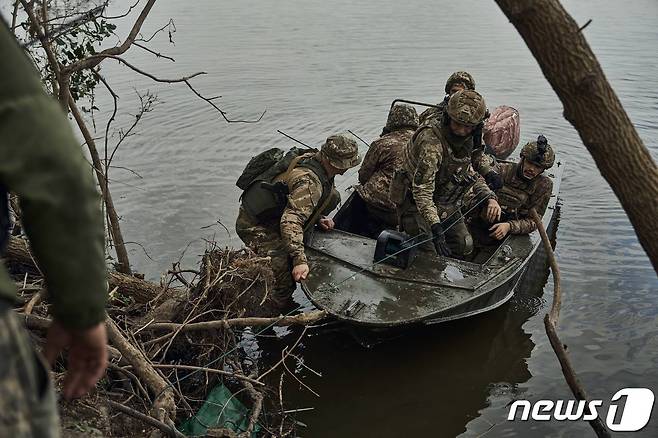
292, 263, 310, 281
489, 222, 511, 240
485, 199, 502, 223
43, 320, 108, 400
318, 217, 335, 231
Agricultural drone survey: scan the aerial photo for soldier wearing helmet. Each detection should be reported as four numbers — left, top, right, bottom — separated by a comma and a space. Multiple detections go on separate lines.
473, 135, 556, 242
419, 71, 501, 191
419, 71, 476, 127
236, 133, 361, 308
394, 90, 501, 259
355, 104, 419, 236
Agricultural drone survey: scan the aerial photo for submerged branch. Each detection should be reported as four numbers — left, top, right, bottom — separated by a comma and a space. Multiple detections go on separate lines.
530, 209, 610, 438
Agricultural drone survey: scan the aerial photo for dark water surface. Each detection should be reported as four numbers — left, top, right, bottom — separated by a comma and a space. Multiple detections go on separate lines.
55, 0, 658, 435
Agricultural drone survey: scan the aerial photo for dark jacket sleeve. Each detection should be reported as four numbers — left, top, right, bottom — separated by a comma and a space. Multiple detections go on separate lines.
0, 22, 107, 329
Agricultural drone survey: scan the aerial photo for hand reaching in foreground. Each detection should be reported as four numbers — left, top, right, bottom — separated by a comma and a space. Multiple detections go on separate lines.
292, 263, 310, 282
43, 320, 108, 400
318, 217, 335, 231
489, 222, 511, 240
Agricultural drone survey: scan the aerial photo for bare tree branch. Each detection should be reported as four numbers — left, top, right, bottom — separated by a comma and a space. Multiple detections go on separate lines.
132, 41, 175, 62
136, 18, 175, 43
62, 0, 157, 74
101, 0, 141, 20
530, 209, 611, 437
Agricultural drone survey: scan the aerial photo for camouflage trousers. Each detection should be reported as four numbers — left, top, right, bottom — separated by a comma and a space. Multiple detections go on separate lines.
235, 207, 295, 307
399, 202, 474, 258
0, 304, 60, 437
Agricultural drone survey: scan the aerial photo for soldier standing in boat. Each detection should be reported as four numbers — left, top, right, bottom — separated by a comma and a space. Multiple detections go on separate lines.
391, 90, 502, 259
236, 134, 361, 309
354, 104, 419, 236
420, 71, 502, 191
470, 135, 555, 243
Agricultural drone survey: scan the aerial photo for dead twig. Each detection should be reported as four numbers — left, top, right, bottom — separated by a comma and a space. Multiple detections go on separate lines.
144, 310, 327, 333
106, 317, 177, 428
107, 399, 185, 438
530, 208, 610, 438
149, 364, 265, 387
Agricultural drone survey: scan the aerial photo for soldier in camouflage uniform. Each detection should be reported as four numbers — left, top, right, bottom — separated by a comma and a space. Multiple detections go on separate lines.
355, 104, 419, 236
393, 90, 502, 259
419, 71, 476, 127
1, 21, 108, 437
419, 71, 502, 191
471, 135, 555, 243
236, 134, 360, 308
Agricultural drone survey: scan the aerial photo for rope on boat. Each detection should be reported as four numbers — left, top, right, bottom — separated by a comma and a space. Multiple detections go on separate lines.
530, 208, 611, 438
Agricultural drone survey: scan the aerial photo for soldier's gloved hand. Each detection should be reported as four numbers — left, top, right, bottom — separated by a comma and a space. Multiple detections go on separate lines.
485, 171, 503, 191
430, 222, 452, 257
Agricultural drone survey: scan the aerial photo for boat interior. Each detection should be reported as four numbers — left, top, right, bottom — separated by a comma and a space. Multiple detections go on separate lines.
331, 191, 504, 266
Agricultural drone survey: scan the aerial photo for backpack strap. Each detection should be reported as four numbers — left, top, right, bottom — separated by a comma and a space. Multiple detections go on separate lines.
303, 190, 335, 233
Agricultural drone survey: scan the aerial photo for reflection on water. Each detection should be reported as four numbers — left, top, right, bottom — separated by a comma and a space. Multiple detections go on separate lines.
27, 0, 657, 435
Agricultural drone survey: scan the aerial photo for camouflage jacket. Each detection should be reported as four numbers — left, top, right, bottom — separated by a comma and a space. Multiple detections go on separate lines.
495, 162, 553, 234
419, 103, 496, 178
277, 155, 334, 266
403, 124, 495, 226
355, 129, 414, 211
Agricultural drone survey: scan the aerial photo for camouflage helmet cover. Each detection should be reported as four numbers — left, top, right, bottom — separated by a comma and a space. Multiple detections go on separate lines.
386, 104, 419, 132
321, 133, 361, 170
520, 135, 555, 169
446, 89, 487, 127
444, 71, 476, 94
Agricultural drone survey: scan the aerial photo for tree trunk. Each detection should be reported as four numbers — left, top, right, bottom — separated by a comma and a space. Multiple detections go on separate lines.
494, 0, 658, 273
67, 92, 132, 274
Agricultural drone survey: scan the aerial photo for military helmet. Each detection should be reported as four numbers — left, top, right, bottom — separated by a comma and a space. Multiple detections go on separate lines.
520, 135, 555, 169
321, 133, 361, 170
446, 89, 487, 127
386, 104, 419, 132
444, 71, 476, 94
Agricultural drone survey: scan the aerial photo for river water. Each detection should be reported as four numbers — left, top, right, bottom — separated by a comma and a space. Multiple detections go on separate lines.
39, 0, 658, 435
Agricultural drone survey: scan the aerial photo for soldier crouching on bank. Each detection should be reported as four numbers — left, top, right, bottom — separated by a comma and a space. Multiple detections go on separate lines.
354, 104, 419, 237
470, 135, 555, 244
236, 134, 360, 310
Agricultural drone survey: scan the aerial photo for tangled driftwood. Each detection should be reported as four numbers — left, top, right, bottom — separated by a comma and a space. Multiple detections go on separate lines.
6, 236, 325, 437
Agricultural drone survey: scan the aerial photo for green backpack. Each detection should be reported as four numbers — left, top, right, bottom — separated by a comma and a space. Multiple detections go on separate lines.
236, 146, 313, 190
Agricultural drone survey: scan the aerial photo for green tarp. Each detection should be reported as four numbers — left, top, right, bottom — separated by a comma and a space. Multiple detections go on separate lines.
178, 383, 259, 437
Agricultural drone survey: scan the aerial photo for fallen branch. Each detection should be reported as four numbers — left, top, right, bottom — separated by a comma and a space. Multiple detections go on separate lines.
106, 318, 177, 429
530, 208, 610, 437
144, 310, 327, 333
5, 236, 168, 303
149, 364, 264, 387
107, 400, 185, 438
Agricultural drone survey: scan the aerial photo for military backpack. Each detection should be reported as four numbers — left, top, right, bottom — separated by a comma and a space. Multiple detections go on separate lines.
238, 147, 334, 226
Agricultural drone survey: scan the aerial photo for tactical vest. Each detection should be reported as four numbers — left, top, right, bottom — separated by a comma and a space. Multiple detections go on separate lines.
241, 153, 333, 230
496, 163, 536, 219
427, 125, 475, 206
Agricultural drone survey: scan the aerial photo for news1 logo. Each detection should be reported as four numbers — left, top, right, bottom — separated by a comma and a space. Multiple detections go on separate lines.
507, 388, 655, 432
